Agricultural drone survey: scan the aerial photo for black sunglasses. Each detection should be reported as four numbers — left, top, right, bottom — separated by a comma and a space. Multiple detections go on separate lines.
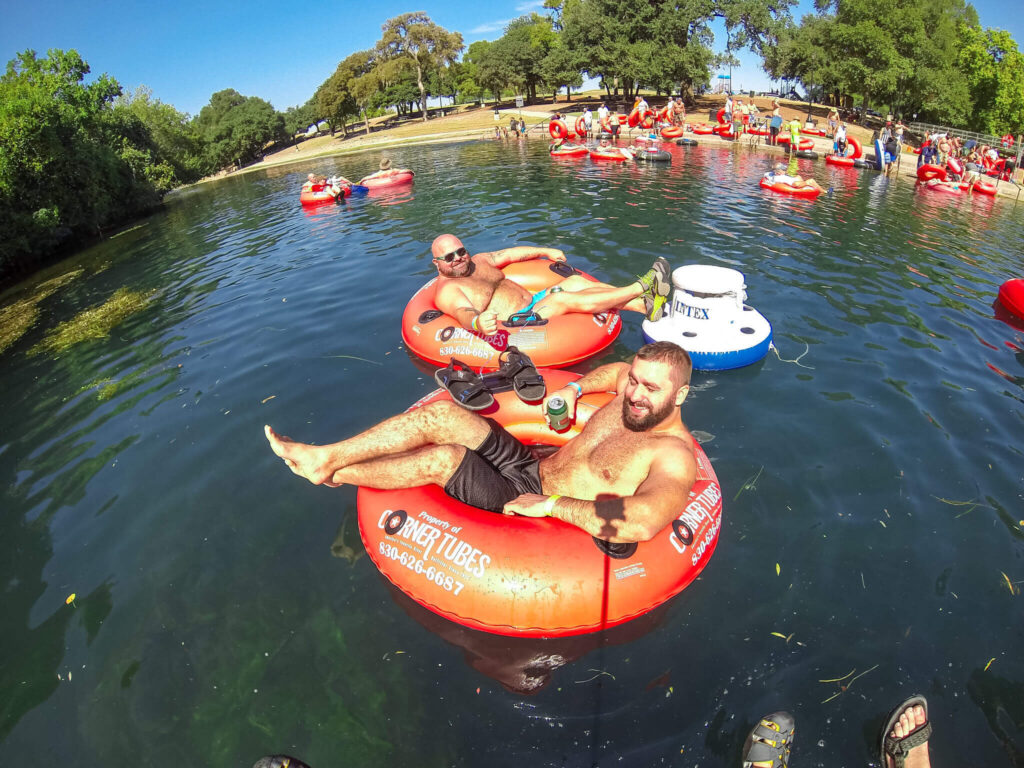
435, 246, 468, 263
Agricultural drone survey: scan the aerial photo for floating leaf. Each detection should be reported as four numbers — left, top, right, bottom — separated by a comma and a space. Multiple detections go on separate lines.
733, 466, 764, 500
775, 563, 781, 576
984, 657, 995, 671
65, 593, 76, 605
819, 669, 855, 684
771, 632, 788, 639
999, 573, 1015, 598
1000, 572, 1016, 595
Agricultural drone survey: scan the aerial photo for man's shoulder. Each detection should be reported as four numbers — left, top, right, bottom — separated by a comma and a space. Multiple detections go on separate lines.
433, 275, 455, 296
650, 430, 697, 469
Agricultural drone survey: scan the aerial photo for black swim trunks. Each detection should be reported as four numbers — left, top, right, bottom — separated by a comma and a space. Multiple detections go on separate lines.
444, 419, 542, 513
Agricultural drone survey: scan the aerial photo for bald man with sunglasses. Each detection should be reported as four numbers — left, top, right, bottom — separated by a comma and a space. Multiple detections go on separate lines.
429, 234, 671, 335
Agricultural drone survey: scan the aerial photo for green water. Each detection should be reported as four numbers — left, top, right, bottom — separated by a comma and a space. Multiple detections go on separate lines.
1, 139, 1023, 767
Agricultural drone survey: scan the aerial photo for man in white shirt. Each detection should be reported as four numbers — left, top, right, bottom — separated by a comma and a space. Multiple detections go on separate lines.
834, 122, 847, 155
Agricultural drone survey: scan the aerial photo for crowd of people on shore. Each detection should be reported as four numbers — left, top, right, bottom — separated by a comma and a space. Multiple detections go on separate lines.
916, 129, 1015, 192
482, 92, 1021, 199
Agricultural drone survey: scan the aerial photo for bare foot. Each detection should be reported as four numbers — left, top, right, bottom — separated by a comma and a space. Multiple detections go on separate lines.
264, 425, 341, 486
885, 704, 931, 768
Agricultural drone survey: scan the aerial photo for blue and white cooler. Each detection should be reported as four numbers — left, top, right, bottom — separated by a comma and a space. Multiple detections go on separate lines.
641, 264, 772, 371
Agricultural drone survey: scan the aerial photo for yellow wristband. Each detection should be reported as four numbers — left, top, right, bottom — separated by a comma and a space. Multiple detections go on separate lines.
471, 314, 479, 331
543, 494, 562, 516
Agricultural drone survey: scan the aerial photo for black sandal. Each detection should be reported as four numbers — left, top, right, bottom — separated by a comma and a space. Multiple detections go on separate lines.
880, 695, 931, 768
498, 346, 546, 403
434, 359, 495, 411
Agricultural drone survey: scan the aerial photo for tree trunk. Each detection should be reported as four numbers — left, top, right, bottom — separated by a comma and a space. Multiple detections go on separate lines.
415, 61, 428, 121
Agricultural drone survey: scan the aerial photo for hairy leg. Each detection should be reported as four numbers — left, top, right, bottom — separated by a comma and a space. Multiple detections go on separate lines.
265, 401, 491, 485
329, 444, 467, 489
535, 275, 645, 318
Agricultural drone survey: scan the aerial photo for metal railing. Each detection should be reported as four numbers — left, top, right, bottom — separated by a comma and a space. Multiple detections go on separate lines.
907, 122, 1018, 153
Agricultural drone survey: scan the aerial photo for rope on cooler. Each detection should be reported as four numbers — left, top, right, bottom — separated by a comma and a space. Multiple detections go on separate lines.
769, 340, 814, 369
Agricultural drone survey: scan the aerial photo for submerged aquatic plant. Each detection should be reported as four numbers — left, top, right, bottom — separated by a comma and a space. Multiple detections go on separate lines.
0, 269, 85, 355
0, 297, 42, 355
30, 287, 153, 356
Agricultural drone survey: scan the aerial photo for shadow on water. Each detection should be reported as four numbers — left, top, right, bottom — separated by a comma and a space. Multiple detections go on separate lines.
1, 138, 1023, 766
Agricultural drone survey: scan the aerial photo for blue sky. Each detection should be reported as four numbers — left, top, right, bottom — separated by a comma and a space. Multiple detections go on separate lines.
1, 0, 1020, 117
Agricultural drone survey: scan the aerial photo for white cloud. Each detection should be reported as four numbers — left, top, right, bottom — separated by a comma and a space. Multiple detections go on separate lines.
469, 19, 515, 34
469, 2, 551, 36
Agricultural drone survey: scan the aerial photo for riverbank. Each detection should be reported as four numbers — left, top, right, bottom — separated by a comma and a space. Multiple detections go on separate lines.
214, 93, 1023, 203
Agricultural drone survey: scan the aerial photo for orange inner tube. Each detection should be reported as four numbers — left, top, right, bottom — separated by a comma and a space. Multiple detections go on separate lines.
356, 370, 723, 637
401, 259, 622, 369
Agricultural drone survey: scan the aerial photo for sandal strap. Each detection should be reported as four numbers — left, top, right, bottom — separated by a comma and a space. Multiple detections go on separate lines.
438, 365, 476, 385
452, 379, 487, 405
498, 347, 527, 377
752, 722, 792, 746
516, 370, 544, 387
884, 721, 932, 768
744, 740, 788, 767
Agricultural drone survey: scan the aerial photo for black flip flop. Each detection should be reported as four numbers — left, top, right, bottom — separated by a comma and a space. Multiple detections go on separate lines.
880, 695, 931, 768
498, 347, 546, 403
434, 359, 494, 411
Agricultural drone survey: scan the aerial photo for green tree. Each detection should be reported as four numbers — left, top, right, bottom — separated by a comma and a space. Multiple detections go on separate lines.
372, 58, 419, 117
194, 89, 285, 170
283, 99, 318, 137
0, 49, 163, 280
315, 51, 372, 136
541, 41, 584, 101
558, 0, 783, 99
776, 0, 974, 123
117, 86, 206, 184
474, 40, 513, 102
375, 12, 464, 121
455, 41, 489, 103
956, 23, 1024, 135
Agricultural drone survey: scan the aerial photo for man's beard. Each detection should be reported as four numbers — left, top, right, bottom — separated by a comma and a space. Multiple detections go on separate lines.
448, 260, 474, 278
621, 395, 675, 432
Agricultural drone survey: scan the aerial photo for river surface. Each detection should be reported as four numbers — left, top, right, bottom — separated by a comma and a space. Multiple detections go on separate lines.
1, 138, 1023, 767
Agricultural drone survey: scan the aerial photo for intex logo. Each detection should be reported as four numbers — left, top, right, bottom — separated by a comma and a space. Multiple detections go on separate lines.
673, 301, 711, 320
